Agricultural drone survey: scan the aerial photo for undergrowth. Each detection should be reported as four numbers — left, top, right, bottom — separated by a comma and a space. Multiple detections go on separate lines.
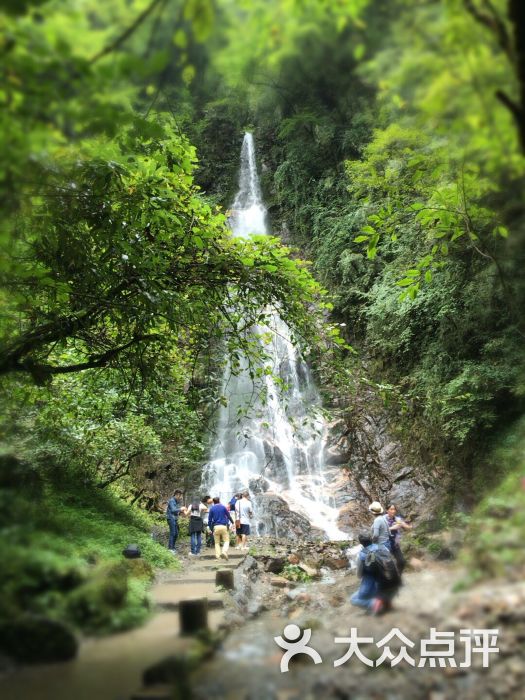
0, 453, 178, 637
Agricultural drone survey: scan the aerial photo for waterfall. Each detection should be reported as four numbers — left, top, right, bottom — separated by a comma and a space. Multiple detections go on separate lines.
203, 133, 345, 541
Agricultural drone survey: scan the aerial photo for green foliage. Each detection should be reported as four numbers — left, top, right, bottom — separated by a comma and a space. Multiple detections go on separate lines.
281, 563, 312, 583
459, 415, 525, 585
196, 0, 525, 470
0, 0, 341, 639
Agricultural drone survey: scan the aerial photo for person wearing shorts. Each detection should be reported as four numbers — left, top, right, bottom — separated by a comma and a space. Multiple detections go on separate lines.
235, 491, 253, 550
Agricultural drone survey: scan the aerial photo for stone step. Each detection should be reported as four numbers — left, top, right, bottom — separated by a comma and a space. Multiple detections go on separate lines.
199, 562, 237, 570
156, 596, 224, 611
198, 553, 245, 560
152, 582, 222, 606
158, 577, 217, 586
131, 686, 172, 700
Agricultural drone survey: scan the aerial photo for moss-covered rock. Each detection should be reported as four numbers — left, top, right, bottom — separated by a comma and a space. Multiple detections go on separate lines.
459, 418, 525, 586
124, 558, 155, 581
66, 562, 128, 630
0, 616, 78, 663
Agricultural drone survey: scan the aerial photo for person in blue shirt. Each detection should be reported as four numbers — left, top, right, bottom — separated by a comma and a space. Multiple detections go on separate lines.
350, 532, 379, 611
229, 492, 240, 513
208, 496, 234, 560
166, 489, 184, 553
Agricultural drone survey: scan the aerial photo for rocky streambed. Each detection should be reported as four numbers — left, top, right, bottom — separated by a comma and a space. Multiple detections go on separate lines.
188, 537, 525, 700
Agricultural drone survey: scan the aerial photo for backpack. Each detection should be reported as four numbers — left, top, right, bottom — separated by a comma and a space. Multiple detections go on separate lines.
364, 547, 401, 587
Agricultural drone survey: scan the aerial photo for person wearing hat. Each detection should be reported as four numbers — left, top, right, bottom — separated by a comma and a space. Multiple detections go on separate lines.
369, 501, 390, 548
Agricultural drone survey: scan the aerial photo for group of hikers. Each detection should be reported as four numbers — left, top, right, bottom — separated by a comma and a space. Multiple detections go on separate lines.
351, 501, 412, 615
166, 490, 411, 614
165, 489, 254, 560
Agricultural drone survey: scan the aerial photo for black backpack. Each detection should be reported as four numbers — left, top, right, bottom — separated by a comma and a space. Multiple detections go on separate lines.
364, 547, 401, 587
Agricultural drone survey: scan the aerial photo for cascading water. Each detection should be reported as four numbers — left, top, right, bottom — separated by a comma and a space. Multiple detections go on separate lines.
203, 133, 345, 540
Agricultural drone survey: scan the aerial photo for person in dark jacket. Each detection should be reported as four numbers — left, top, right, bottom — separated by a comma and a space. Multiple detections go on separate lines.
350, 532, 379, 611
208, 496, 234, 560
202, 495, 214, 548
187, 499, 206, 556
166, 489, 184, 553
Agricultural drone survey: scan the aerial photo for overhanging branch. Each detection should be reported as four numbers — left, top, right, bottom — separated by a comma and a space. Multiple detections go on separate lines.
89, 0, 165, 64
4, 334, 161, 382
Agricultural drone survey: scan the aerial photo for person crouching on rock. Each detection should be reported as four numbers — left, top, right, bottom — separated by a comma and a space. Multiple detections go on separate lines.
350, 532, 379, 611
208, 496, 234, 560
352, 530, 401, 615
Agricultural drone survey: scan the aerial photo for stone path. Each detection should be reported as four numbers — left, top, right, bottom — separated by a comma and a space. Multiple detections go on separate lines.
130, 547, 246, 699
150, 549, 244, 615
0, 546, 246, 700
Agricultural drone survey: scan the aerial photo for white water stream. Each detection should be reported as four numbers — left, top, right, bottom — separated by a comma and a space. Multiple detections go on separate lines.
203, 133, 345, 540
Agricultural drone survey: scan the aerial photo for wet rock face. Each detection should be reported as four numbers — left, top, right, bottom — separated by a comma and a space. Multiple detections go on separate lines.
248, 476, 270, 495
262, 442, 290, 488
324, 405, 450, 532
255, 493, 325, 540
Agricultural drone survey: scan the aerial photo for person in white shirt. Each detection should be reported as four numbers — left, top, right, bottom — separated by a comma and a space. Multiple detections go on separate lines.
235, 491, 254, 550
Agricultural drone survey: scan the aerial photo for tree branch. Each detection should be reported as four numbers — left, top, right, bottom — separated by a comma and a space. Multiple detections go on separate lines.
97, 451, 142, 489
89, 0, 165, 64
464, 0, 514, 61
4, 334, 161, 382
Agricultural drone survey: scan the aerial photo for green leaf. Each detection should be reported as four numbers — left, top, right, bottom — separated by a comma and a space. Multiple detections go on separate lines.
494, 225, 509, 239
396, 278, 414, 287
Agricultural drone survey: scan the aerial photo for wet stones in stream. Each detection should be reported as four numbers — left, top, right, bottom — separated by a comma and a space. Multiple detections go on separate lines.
191, 558, 525, 700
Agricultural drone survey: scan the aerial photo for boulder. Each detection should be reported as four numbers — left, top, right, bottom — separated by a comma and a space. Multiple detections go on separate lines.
324, 445, 351, 467
407, 557, 425, 572
0, 616, 78, 663
248, 476, 271, 494
297, 562, 318, 577
264, 557, 286, 574
255, 493, 324, 539
270, 576, 289, 588
322, 556, 348, 571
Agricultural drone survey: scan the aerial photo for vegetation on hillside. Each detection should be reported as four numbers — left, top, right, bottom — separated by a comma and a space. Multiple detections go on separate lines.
0, 0, 524, 651
0, 0, 336, 648
183, 0, 525, 495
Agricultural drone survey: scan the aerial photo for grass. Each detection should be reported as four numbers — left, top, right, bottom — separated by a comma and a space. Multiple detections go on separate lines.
0, 456, 179, 637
